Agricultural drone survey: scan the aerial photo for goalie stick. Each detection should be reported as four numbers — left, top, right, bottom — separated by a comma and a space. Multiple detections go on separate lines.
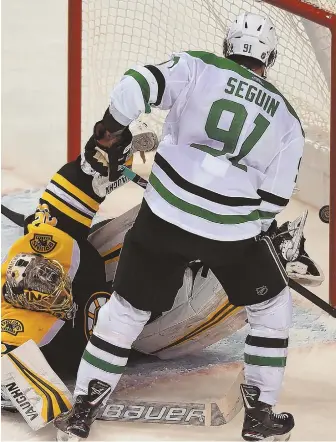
1, 204, 25, 227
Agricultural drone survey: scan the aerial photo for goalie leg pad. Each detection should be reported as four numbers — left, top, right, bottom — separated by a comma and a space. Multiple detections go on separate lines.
1, 339, 72, 431
134, 267, 247, 359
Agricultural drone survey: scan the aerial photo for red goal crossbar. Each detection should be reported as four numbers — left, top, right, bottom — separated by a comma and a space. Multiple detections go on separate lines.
67, 0, 336, 307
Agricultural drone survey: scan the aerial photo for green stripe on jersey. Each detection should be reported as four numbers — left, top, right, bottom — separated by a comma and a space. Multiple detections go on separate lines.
259, 210, 276, 220
244, 353, 287, 367
124, 69, 151, 113
149, 172, 261, 225
82, 350, 125, 374
186, 51, 303, 135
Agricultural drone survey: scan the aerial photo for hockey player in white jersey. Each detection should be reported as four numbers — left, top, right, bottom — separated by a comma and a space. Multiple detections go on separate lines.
55, 12, 304, 441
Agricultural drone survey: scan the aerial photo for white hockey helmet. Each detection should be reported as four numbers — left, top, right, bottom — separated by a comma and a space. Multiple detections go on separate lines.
224, 12, 277, 73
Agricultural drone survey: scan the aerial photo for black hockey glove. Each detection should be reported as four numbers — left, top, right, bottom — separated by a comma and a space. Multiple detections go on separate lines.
84, 125, 132, 181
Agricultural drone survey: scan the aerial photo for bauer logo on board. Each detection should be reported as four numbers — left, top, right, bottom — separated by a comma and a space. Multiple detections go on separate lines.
99, 400, 206, 426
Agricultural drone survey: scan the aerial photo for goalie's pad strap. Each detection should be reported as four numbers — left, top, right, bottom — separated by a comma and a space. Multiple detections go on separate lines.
1, 340, 72, 430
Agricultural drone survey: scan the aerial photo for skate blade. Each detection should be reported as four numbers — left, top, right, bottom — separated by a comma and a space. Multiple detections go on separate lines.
242, 432, 291, 442
56, 429, 81, 442
263, 432, 291, 442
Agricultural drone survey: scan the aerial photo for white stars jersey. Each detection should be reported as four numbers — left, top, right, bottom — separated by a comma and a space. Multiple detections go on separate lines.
109, 51, 304, 241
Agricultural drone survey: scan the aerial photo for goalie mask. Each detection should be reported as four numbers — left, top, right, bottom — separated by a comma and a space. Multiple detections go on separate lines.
223, 12, 278, 77
4, 253, 76, 320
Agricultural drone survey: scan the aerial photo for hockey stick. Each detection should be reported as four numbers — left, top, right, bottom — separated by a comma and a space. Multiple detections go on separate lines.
1, 204, 25, 227
289, 278, 336, 318
98, 368, 244, 426
122, 165, 148, 189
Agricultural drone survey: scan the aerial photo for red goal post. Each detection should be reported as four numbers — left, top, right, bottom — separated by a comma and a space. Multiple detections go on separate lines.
67, 0, 336, 307
263, 3, 336, 309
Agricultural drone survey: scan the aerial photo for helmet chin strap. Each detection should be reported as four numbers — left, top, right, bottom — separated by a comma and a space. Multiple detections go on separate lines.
251, 65, 267, 78
261, 65, 268, 79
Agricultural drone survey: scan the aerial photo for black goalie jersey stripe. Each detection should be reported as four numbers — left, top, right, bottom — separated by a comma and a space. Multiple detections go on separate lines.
42, 190, 93, 227
58, 158, 105, 206
50, 179, 97, 215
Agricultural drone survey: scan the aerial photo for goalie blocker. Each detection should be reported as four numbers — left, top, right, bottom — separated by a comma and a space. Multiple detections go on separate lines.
113, 201, 288, 312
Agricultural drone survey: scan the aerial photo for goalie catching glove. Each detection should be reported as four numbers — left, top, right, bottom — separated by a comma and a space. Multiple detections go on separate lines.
267, 211, 324, 287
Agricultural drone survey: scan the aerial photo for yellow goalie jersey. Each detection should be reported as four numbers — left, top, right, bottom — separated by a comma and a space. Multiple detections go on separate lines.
29, 154, 133, 242
1, 153, 132, 373
1, 223, 80, 350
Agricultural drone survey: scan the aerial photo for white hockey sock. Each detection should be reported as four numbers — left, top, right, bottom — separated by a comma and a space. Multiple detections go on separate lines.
244, 287, 292, 406
74, 292, 150, 398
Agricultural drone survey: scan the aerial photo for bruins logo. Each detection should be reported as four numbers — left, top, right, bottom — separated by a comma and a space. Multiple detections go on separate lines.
1, 319, 24, 336
30, 234, 57, 254
84, 292, 111, 340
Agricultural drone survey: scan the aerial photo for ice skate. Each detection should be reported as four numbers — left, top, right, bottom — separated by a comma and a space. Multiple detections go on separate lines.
54, 379, 111, 441
240, 384, 294, 441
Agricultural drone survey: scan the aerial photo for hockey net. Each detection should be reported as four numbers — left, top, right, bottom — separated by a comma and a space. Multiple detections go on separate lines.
70, 0, 335, 305
77, 0, 333, 150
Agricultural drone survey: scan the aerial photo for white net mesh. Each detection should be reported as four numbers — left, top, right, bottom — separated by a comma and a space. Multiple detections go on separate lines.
301, 0, 336, 14
81, 0, 332, 155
